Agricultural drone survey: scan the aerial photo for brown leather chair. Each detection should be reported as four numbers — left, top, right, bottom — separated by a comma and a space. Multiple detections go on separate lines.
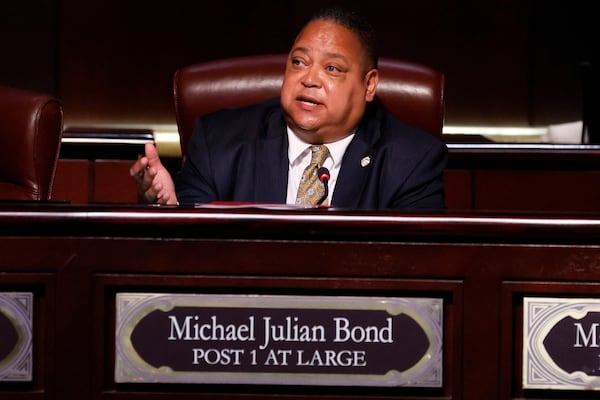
0, 86, 64, 200
173, 53, 445, 159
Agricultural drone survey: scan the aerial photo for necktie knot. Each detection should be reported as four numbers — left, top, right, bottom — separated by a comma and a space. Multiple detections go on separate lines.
310, 145, 329, 167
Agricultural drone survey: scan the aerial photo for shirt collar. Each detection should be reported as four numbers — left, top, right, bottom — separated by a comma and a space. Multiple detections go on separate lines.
287, 126, 355, 167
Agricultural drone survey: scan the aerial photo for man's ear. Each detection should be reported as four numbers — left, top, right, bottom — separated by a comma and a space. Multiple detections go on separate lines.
364, 69, 379, 102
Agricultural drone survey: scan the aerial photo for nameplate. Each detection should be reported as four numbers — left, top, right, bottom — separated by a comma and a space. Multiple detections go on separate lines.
115, 293, 443, 387
524, 297, 600, 390
0, 292, 33, 382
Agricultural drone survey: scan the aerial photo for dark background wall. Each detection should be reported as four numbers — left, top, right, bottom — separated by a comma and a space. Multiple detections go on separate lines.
0, 0, 595, 129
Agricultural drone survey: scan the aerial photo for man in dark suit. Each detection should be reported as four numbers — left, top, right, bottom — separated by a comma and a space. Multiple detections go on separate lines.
131, 7, 447, 210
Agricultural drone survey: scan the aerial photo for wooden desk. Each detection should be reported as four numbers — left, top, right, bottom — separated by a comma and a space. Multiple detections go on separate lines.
1, 204, 600, 399
445, 143, 600, 212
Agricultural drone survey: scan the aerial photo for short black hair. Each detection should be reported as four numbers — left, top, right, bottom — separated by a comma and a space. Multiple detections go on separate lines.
305, 7, 379, 69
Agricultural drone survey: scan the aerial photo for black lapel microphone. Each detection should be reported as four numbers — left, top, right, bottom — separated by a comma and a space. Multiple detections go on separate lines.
316, 167, 330, 206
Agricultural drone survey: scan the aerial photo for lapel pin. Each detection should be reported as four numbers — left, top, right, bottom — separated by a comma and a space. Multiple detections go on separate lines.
360, 156, 371, 167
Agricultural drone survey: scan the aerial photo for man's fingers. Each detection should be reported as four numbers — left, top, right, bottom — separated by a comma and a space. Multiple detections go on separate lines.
144, 186, 158, 203
130, 157, 149, 180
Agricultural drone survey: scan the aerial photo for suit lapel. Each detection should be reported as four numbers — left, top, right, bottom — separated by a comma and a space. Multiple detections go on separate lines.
254, 113, 288, 203
332, 119, 380, 208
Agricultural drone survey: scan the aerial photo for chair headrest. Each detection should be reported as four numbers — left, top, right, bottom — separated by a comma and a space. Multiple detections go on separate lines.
174, 54, 444, 157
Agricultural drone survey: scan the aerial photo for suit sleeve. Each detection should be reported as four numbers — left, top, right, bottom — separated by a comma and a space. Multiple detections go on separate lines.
174, 116, 219, 205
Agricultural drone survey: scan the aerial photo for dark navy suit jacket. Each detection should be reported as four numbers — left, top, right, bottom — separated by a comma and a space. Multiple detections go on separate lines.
175, 97, 447, 210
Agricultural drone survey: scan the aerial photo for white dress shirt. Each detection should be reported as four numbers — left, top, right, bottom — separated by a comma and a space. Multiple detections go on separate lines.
286, 126, 355, 205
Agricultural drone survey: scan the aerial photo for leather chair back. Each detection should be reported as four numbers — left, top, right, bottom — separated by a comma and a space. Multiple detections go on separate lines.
0, 86, 64, 200
174, 54, 444, 158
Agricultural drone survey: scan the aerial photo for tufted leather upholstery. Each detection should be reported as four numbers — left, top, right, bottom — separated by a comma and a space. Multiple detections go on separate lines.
174, 54, 444, 159
0, 86, 64, 200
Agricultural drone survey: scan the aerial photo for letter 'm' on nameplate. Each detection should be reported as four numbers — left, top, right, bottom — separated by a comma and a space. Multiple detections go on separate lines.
523, 297, 600, 390
0, 292, 33, 382
115, 293, 443, 387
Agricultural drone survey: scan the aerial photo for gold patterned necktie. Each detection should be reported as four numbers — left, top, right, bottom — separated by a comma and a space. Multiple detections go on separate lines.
295, 145, 330, 206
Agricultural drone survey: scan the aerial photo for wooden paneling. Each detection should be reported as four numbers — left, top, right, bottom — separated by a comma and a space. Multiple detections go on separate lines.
2, 207, 600, 399
54, 160, 137, 204
3, 2, 595, 128
53, 159, 90, 203
474, 170, 600, 212
93, 160, 138, 204
443, 169, 473, 210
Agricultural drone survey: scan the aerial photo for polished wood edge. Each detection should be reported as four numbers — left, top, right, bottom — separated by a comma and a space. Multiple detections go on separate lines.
2, 205, 600, 243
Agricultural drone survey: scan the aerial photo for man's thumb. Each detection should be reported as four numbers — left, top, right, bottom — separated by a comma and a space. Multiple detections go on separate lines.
145, 142, 162, 166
